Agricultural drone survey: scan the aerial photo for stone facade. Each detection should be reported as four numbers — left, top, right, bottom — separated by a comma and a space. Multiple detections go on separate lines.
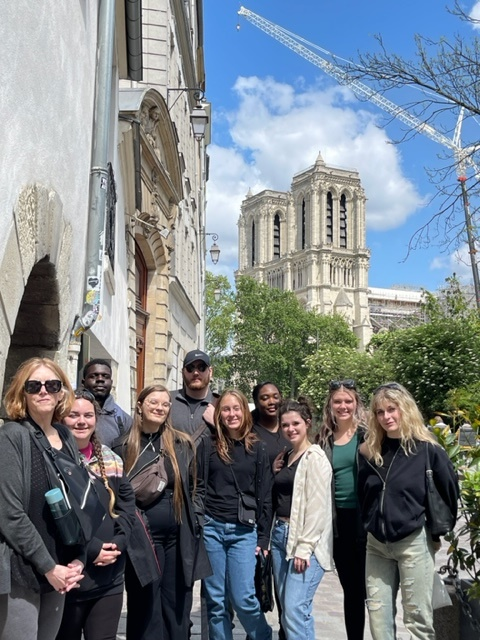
237, 153, 372, 349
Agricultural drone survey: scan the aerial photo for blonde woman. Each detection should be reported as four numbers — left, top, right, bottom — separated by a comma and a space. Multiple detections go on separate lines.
113, 384, 211, 640
57, 389, 136, 640
358, 382, 459, 640
0, 357, 84, 640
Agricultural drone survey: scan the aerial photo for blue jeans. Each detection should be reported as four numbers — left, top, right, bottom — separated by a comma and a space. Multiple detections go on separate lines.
203, 515, 272, 640
365, 527, 435, 640
271, 520, 325, 640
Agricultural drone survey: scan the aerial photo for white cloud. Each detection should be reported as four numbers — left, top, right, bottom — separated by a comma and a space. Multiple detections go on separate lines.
429, 244, 478, 285
206, 75, 428, 277
470, 1, 480, 23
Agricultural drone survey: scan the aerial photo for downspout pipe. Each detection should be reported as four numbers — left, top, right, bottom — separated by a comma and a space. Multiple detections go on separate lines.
72, 0, 116, 337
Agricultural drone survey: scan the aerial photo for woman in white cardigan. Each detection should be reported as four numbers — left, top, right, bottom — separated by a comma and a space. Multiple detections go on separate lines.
271, 397, 333, 640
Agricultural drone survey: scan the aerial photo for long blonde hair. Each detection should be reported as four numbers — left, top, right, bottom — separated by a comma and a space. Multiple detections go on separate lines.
4, 357, 74, 421
318, 383, 365, 447
214, 389, 257, 463
123, 384, 194, 523
365, 382, 437, 466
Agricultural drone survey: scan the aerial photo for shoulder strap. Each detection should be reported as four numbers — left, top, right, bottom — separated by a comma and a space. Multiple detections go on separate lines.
230, 464, 242, 495
425, 442, 432, 471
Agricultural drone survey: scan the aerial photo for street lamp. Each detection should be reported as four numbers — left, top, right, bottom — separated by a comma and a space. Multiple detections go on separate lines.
166, 87, 209, 141
204, 233, 220, 264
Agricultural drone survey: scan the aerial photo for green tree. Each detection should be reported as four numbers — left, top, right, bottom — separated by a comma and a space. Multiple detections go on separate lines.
205, 271, 236, 387
300, 345, 395, 413
231, 276, 357, 397
371, 277, 480, 417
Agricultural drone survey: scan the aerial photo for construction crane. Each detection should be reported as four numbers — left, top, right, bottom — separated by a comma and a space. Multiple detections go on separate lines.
238, 5, 480, 306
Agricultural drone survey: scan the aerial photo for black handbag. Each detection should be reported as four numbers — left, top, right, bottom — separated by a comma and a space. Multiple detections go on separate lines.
255, 551, 274, 612
230, 466, 257, 527
425, 445, 456, 538
29, 423, 106, 545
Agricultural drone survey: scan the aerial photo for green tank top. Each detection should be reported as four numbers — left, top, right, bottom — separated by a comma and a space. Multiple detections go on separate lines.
332, 435, 358, 508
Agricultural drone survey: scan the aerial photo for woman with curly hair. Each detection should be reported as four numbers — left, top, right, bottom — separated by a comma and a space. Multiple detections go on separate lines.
57, 389, 136, 640
202, 389, 273, 640
358, 382, 459, 640
317, 380, 367, 639
113, 384, 211, 640
0, 357, 84, 640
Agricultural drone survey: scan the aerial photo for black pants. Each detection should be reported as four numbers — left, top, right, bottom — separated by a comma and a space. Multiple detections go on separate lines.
126, 494, 193, 640
333, 507, 367, 640
56, 592, 123, 640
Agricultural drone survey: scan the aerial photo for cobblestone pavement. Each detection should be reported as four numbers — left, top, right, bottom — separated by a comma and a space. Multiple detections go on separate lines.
117, 539, 459, 640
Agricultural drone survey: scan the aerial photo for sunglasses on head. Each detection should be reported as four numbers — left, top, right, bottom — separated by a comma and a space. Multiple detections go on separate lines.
373, 382, 403, 394
185, 362, 208, 373
329, 379, 356, 391
24, 379, 62, 394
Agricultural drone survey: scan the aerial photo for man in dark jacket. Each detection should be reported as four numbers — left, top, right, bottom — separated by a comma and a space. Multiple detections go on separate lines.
170, 350, 217, 443
82, 359, 132, 447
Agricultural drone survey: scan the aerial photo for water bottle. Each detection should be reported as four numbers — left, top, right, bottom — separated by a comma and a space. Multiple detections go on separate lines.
45, 488, 69, 518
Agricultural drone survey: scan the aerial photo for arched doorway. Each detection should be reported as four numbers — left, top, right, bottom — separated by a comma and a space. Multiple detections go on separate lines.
1, 257, 60, 418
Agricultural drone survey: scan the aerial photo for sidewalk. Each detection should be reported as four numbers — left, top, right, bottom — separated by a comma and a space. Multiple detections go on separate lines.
117, 539, 457, 640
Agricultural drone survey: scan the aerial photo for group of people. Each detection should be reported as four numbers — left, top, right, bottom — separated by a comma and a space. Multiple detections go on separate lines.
0, 351, 459, 641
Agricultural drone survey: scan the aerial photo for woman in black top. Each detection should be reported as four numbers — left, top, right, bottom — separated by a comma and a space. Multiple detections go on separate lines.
0, 357, 84, 640
202, 389, 273, 640
358, 382, 459, 640
113, 384, 211, 640
57, 389, 136, 640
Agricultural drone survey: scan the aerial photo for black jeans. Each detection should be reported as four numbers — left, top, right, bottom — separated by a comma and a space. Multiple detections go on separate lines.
333, 507, 367, 640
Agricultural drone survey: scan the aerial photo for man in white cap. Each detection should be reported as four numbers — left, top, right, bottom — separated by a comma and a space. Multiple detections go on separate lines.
170, 350, 217, 442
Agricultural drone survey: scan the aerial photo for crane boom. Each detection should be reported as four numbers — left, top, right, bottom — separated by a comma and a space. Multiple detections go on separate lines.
238, 6, 463, 154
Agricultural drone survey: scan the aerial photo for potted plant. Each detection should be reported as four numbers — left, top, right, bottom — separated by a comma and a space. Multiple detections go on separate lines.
432, 418, 479, 639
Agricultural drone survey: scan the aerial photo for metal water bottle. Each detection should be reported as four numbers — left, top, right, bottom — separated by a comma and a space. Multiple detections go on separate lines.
45, 488, 69, 518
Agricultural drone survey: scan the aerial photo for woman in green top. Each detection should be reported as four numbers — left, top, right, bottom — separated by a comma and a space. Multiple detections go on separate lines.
317, 380, 367, 640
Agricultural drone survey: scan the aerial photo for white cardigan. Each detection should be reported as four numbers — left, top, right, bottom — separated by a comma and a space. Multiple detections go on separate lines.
286, 444, 334, 571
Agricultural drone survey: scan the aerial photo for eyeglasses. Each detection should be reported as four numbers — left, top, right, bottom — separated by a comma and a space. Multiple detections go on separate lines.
24, 379, 62, 394
184, 362, 208, 373
145, 400, 172, 410
373, 382, 402, 394
74, 389, 96, 402
329, 379, 356, 391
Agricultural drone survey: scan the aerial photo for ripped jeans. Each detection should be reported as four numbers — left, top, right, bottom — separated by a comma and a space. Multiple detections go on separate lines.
365, 527, 435, 640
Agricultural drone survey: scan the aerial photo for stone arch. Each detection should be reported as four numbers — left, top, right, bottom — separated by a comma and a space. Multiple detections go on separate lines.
0, 184, 72, 407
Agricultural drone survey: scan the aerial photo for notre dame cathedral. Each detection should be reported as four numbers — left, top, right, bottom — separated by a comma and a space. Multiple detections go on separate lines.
236, 152, 373, 349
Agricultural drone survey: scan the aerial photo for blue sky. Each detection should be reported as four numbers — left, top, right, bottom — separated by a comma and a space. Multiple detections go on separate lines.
202, 0, 479, 293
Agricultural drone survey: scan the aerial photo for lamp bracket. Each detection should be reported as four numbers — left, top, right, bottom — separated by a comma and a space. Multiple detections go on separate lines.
167, 87, 205, 111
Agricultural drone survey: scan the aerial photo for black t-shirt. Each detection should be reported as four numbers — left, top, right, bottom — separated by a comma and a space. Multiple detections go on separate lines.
252, 423, 290, 466
273, 451, 303, 519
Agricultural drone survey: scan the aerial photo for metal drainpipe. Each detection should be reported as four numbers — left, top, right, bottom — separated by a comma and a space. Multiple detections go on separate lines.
72, 0, 116, 337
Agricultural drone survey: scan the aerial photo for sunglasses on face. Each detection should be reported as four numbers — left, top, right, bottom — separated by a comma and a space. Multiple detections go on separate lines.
184, 363, 208, 373
329, 379, 356, 391
24, 379, 62, 394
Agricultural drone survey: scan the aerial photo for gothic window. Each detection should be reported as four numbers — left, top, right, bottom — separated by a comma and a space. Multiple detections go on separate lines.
301, 200, 306, 249
135, 246, 149, 394
326, 192, 333, 243
273, 213, 280, 259
340, 194, 347, 248
251, 221, 256, 266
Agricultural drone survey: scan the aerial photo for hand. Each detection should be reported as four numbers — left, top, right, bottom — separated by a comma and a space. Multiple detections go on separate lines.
432, 540, 442, 553
255, 546, 269, 557
45, 563, 84, 594
293, 556, 310, 573
273, 449, 286, 474
94, 542, 121, 566
64, 560, 85, 593
202, 403, 215, 427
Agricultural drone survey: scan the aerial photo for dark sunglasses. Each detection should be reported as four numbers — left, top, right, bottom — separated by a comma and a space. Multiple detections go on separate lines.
24, 379, 62, 394
329, 379, 356, 391
185, 362, 208, 373
373, 382, 402, 394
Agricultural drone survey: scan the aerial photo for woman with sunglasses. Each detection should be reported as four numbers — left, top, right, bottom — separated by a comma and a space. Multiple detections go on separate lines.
317, 379, 367, 639
56, 389, 136, 640
112, 384, 211, 640
271, 397, 333, 640
0, 358, 85, 640
358, 382, 459, 640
